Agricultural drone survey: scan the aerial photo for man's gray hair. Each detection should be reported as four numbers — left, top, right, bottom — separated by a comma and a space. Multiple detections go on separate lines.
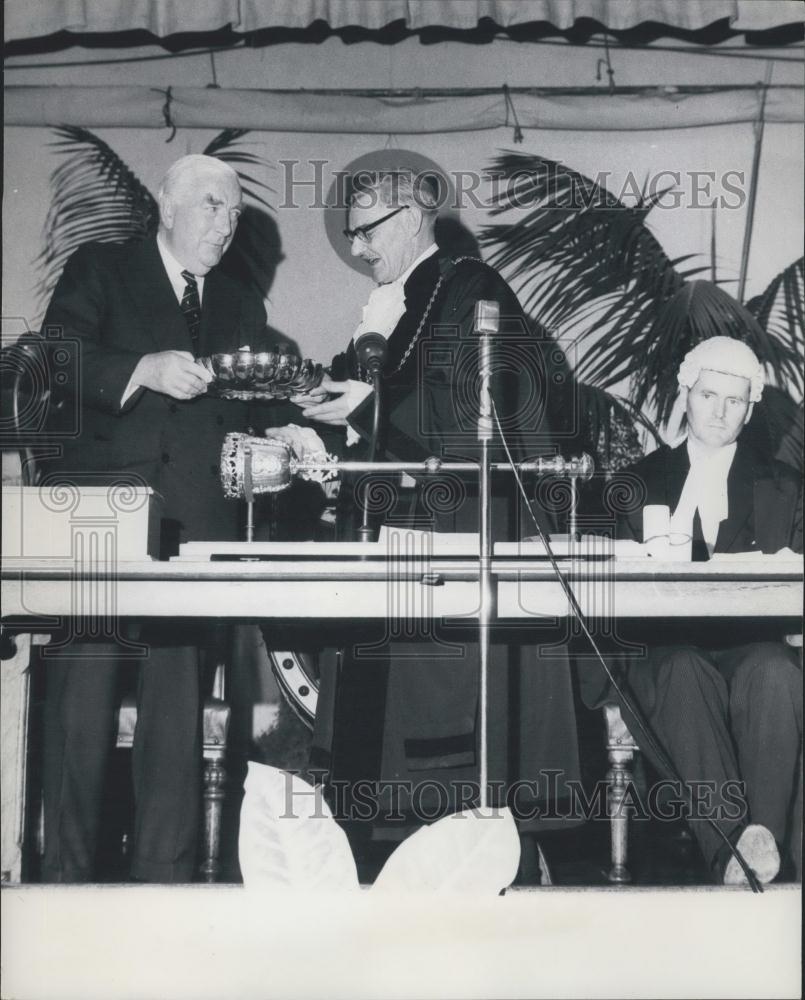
158, 154, 239, 202
349, 169, 439, 218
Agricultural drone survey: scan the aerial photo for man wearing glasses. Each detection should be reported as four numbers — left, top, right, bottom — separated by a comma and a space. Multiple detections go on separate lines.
266, 169, 581, 873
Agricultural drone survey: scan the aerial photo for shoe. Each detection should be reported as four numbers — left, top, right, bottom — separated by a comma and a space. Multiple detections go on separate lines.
723, 824, 780, 886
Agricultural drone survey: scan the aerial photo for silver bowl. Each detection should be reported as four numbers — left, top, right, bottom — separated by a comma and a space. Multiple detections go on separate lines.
201, 350, 324, 400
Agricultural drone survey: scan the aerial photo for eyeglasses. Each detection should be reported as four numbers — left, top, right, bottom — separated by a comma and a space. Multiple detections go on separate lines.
343, 206, 407, 244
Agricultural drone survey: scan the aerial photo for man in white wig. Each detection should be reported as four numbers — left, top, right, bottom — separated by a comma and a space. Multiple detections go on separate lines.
580, 335, 802, 884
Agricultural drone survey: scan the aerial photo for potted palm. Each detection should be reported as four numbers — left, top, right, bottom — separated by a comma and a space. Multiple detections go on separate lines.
478, 152, 803, 471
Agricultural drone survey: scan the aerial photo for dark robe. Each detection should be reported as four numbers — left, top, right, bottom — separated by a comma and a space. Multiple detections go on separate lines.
310, 253, 582, 837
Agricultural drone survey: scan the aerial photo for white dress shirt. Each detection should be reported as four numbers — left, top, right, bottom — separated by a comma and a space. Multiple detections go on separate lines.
157, 235, 206, 305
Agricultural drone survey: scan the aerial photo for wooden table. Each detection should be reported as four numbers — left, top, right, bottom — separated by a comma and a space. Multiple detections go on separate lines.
2, 553, 801, 881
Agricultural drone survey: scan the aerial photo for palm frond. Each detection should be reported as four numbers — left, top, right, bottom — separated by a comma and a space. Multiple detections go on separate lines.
37, 126, 158, 313
219, 205, 284, 301
479, 152, 685, 330
480, 151, 802, 427
574, 381, 661, 471
203, 128, 274, 211
202, 130, 278, 301
542, 338, 659, 468
577, 279, 801, 424
740, 386, 803, 473
745, 257, 804, 395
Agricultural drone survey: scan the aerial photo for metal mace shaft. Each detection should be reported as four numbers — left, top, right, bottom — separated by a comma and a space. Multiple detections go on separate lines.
296, 456, 594, 476
477, 320, 495, 812
244, 444, 255, 542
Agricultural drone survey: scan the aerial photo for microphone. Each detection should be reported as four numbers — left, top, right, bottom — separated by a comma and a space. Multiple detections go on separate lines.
473, 300, 499, 443
355, 332, 388, 377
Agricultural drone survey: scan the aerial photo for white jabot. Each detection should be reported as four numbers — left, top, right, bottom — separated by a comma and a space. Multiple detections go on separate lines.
352, 243, 438, 343
346, 243, 438, 447
157, 234, 206, 304
671, 437, 737, 552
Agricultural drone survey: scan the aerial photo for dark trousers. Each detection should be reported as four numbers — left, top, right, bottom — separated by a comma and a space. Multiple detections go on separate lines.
41, 629, 202, 883
614, 642, 802, 874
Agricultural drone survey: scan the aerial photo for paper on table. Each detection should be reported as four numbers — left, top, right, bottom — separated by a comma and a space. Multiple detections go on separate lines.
376, 526, 480, 554
378, 529, 627, 558
711, 548, 802, 562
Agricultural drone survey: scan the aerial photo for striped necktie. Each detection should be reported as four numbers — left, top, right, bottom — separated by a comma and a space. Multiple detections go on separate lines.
180, 269, 201, 349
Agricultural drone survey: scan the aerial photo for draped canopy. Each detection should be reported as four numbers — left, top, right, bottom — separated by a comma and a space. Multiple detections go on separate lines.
6, 83, 803, 132
5, 0, 804, 45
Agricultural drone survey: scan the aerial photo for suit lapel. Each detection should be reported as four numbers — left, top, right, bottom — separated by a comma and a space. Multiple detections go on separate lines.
120, 238, 193, 354
121, 241, 253, 358
715, 442, 756, 553
663, 443, 690, 511
751, 475, 794, 553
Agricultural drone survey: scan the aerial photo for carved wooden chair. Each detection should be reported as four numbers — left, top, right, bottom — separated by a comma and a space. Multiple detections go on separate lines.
115, 660, 231, 882
603, 703, 640, 883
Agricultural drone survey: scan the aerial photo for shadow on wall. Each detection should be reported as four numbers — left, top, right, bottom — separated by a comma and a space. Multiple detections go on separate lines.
220, 205, 301, 356
221, 205, 284, 303
435, 214, 482, 260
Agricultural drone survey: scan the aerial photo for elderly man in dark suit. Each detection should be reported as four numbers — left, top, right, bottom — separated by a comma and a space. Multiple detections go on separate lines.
580, 336, 802, 884
269, 170, 581, 864
40, 154, 266, 882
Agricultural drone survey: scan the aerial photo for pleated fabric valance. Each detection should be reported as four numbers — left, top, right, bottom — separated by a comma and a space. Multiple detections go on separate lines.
5, 0, 803, 42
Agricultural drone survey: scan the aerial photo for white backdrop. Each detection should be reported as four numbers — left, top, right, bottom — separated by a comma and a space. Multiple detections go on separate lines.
6, 31, 803, 369
4, 117, 803, 369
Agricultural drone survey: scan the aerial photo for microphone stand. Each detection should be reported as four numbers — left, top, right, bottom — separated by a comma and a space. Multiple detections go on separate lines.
354, 333, 388, 544
357, 370, 384, 543
475, 302, 499, 811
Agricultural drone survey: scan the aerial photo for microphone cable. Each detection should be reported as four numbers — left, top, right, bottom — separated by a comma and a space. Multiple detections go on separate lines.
489, 399, 763, 892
